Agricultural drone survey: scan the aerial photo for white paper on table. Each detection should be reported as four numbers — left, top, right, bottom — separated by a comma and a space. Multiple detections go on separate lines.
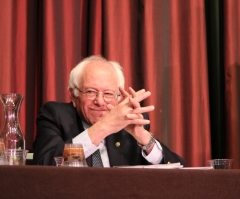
114, 162, 183, 169
180, 167, 213, 170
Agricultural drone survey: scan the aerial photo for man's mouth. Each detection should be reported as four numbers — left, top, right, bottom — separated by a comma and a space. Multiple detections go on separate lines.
89, 108, 108, 116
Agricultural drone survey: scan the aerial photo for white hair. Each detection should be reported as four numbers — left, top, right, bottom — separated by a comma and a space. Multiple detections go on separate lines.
68, 55, 125, 97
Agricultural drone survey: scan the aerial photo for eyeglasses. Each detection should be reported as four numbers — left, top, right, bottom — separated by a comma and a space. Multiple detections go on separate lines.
75, 87, 121, 102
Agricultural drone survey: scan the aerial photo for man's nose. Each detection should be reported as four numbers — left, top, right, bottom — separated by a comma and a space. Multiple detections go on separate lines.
94, 92, 105, 105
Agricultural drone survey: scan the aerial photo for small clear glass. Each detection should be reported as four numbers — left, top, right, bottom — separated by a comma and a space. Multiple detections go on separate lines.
54, 156, 64, 166
4, 149, 28, 165
208, 159, 233, 169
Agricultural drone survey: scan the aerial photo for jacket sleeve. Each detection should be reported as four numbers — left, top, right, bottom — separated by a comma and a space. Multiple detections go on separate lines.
33, 102, 72, 165
143, 113, 185, 166
159, 142, 185, 166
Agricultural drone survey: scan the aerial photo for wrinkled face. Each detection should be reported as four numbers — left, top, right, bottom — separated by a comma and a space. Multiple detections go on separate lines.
71, 61, 120, 125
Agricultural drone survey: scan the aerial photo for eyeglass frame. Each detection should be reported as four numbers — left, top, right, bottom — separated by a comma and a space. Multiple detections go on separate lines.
74, 87, 121, 102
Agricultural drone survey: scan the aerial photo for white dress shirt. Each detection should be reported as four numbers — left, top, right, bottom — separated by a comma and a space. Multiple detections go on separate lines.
73, 121, 163, 167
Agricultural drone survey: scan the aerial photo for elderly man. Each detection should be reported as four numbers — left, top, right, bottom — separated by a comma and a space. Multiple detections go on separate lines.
33, 55, 184, 166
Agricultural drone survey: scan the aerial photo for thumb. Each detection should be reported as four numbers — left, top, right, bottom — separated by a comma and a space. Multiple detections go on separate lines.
106, 104, 115, 111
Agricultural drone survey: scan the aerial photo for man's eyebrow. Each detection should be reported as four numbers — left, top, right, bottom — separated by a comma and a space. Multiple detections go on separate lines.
84, 87, 117, 92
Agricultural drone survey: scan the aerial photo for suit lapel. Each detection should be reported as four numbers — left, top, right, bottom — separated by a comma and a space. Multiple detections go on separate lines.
105, 131, 125, 167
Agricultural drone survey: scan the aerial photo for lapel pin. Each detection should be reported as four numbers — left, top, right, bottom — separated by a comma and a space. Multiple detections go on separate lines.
115, 142, 120, 147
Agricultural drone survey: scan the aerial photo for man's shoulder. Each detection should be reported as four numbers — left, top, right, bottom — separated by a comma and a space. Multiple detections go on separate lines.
40, 101, 76, 114
42, 101, 73, 109
37, 101, 79, 123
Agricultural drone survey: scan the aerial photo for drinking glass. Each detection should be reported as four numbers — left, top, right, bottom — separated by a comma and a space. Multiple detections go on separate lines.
54, 156, 64, 166
0, 138, 6, 165
208, 159, 233, 169
63, 143, 88, 167
4, 149, 28, 165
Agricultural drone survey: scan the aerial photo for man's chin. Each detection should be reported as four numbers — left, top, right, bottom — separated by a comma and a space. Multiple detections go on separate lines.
89, 116, 103, 124
89, 112, 107, 124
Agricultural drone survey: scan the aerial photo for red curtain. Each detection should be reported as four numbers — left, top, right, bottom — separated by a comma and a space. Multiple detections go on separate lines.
224, 0, 240, 169
0, 0, 239, 168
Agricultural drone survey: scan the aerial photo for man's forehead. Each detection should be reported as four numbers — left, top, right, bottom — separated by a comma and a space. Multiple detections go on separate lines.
80, 62, 119, 88
83, 61, 116, 76
86, 60, 111, 68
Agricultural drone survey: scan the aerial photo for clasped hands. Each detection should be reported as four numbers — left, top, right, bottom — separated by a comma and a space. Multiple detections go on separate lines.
111, 86, 154, 126
89, 87, 154, 147
107, 87, 154, 144
106, 86, 154, 120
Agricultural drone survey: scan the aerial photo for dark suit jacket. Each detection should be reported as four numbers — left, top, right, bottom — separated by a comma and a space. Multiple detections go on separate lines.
33, 102, 185, 166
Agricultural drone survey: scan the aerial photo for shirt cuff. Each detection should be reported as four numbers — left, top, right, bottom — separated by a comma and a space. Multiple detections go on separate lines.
142, 140, 163, 164
72, 129, 98, 158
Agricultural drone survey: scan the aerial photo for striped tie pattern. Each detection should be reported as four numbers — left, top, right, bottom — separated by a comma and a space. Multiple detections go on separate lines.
92, 149, 103, 167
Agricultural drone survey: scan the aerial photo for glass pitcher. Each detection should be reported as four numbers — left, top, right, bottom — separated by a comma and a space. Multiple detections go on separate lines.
0, 93, 25, 150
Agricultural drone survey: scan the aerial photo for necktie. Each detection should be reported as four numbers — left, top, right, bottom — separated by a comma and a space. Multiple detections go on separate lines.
92, 149, 103, 167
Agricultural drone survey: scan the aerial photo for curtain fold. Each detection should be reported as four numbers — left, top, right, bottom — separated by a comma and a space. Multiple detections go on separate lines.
0, 0, 30, 145
224, 0, 240, 169
168, 0, 211, 166
205, 0, 226, 161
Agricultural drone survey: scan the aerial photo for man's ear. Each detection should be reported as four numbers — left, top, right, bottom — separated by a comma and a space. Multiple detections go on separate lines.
68, 88, 77, 107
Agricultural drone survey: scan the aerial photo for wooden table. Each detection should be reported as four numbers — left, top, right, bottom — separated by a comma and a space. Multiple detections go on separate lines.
0, 166, 239, 199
